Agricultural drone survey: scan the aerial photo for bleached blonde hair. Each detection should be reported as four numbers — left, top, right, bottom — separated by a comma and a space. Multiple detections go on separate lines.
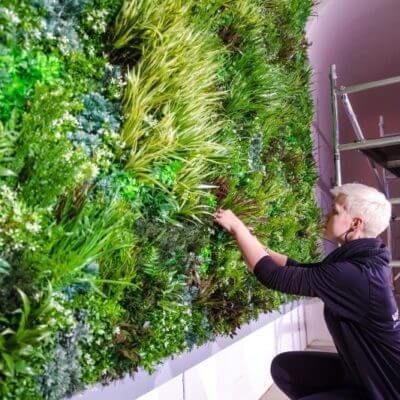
330, 183, 392, 238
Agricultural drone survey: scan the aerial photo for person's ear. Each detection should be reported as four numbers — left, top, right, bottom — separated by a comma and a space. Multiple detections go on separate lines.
352, 217, 363, 231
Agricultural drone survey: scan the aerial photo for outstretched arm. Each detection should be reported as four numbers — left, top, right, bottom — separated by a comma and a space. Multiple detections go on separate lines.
232, 221, 270, 272
213, 208, 322, 270
214, 208, 367, 322
214, 207, 288, 271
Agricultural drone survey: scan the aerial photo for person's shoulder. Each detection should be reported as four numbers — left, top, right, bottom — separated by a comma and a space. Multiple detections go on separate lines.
320, 260, 369, 283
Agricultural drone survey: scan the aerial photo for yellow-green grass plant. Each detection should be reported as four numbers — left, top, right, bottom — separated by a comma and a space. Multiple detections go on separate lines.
111, 0, 229, 222
0, 110, 18, 178
25, 198, 133, 293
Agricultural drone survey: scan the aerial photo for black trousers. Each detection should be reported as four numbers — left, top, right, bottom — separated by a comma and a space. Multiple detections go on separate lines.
270, 351, 369, 400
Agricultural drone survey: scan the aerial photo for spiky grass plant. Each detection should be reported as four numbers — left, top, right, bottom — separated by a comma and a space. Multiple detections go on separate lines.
111, 0, 228, 221
0, 110, 18, 178
0, 288, 55, 378
24, 197, 133, 292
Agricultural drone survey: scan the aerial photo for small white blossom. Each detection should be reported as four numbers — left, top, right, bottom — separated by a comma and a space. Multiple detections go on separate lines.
26, 221, 41, 234
143, 321, 151, 329
1, 8, 20, 24
63, 151, 74, 161
113, 326, 121, 335
143, 114, 158, 128
46, 31, 56, 40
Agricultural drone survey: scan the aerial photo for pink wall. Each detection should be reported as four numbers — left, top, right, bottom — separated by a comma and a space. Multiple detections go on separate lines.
306, 0, 400, 258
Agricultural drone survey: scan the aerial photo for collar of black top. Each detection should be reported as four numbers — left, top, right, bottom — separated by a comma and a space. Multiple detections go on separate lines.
324, 237, 390, 265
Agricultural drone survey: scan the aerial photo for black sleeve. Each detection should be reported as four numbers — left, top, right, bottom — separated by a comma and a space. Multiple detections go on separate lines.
286, 256, 323, 268
253, 255, 369, 322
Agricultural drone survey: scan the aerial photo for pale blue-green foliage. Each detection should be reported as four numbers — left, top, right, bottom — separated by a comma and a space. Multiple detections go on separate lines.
31, 0, 91, 52
79, 93, 120, 134
181, 286, 215, 349
63, 262, 99, 300
184, 306, 214, 350
248, 132, 264, 173
32, 0, 89, 15
67, 92, 121, 157
39, 311, 89, 400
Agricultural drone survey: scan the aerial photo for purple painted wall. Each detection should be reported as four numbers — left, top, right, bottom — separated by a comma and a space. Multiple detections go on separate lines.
306, 0, 400, 260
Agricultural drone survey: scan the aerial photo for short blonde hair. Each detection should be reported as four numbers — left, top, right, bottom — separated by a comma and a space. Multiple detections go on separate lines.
330, 183, 392, 238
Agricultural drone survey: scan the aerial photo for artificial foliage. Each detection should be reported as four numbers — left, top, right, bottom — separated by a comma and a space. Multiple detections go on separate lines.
0, 0, 324, 398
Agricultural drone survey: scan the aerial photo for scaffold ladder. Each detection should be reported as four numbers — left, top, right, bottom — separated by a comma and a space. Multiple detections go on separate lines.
329, 64, 400, 288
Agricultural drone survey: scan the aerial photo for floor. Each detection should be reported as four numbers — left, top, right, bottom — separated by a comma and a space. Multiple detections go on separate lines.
259, 339, 337, 400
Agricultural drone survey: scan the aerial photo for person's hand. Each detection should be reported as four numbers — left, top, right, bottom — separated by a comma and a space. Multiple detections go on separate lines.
213, 207, 245, 235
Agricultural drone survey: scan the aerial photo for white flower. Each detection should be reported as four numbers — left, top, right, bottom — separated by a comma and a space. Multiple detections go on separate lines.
26, 221, 41, 234
84, 353, 95, 365
39, 18, 47, 30
143, 114, 158, 128
143, 321, 151, 329
1, 8, 20, 24
87, 46, 95, 57
50, 299, 65, 313
88, 163, 100, 178
12, 243, 23, 250
30, 28, 42, 40
113, 326, 121, 335
63, 151, 73, 161
46, 32, 56, 41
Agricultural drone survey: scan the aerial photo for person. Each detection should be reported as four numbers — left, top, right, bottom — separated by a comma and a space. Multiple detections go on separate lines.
213, 182, 400, 400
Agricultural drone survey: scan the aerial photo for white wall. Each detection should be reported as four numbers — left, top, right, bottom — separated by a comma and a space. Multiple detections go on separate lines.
304, 298, 332, 345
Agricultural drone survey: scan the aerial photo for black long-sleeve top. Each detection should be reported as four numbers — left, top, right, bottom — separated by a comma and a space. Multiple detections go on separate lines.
253, 237, 400, 400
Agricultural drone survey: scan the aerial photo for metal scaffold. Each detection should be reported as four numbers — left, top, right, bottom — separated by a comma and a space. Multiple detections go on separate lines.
329, 64, 400, 288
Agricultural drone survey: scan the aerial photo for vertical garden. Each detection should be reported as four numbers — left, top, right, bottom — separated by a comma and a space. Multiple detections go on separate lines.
0, 0, 323, 398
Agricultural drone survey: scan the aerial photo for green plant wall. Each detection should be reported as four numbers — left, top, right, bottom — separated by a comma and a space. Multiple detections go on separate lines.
0, 0, 324, 398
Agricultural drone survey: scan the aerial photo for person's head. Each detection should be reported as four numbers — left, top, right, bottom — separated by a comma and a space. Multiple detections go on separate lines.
323, 183, 392, 245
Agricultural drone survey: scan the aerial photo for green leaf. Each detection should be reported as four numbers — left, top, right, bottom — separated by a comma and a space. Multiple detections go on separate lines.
0, 257, 10, 275
2, 353, 15, 377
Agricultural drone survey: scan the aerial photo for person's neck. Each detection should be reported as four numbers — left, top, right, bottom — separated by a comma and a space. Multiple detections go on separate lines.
338, 233, 366, 246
